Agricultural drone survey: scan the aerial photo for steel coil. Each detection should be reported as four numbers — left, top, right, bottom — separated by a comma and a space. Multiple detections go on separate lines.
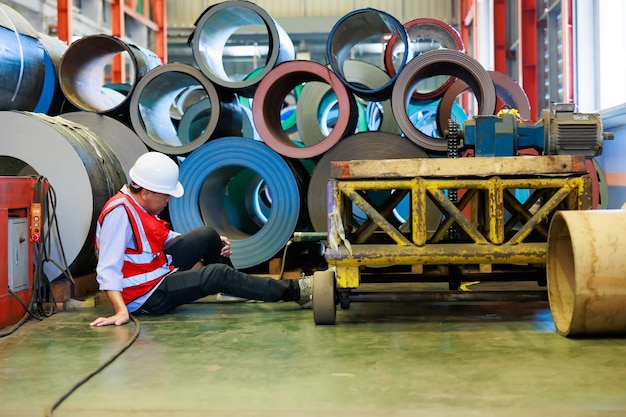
297, 60, 399, 145
327, 8, 412, 101
0, 111, 126, 280
128, 63, 242, 155
385, 18, 465, 100
392, 49, 497, 152
60, 112, 149, 180
169, 137, 304, 269
252, 60, 358, 159
0, 6, 68, 115
188, 0, 295, 97
0, 25, 46, 112
59, 34, 162, 117
307, 132, 441, 233
35, 33, 69, 115
436, 70, 531, 135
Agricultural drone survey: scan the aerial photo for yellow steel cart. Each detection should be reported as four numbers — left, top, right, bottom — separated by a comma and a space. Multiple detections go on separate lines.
312, 155, 592, 325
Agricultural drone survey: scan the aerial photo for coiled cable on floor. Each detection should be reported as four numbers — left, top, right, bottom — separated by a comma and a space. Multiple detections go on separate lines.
44, 315, 141, 417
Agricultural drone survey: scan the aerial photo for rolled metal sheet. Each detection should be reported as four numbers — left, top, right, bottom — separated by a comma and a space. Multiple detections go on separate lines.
60, 111, 149, 180
327, 8, 412, 101
436, 70, 531, 135
59, 34, 162, 117
188, 0, 295, 97
0, 26, 46, 111
307, 132, 441, 233
385, 18, 465, 100
128, 63, 242, 155
169, 137, 304, 269
0, 3, 39, 38
240, 105, 261, 141
34, 34, 69, 115
408, 98, 468, 139
297, 60, 399, 145
253, 60, 358, 159
0, 111, 126, 280
547, 210, 626, 336
392, 49, 497, 152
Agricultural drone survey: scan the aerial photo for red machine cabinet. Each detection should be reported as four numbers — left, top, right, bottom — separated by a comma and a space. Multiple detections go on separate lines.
0, 177, 37, 330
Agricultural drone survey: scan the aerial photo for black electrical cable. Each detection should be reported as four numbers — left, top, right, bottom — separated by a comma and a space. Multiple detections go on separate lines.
7, 289, 43, 321
39, 180, 75, 285
31, 176, 60, 319
44, 315, 141, 417
0, 313, 29, 338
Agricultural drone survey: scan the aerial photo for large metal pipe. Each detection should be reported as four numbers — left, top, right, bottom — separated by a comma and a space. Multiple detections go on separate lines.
547, 210, 626, 337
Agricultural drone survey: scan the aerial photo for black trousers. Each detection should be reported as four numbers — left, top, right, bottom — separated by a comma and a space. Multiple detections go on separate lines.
137, 226, 299, 315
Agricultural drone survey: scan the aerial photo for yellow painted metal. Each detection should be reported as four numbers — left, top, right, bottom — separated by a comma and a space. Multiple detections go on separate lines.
325, 156, 593, 290
335, 266, 360, 289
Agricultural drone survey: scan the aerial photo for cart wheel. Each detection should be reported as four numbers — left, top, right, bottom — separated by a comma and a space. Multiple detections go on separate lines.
313, 269, 337, 325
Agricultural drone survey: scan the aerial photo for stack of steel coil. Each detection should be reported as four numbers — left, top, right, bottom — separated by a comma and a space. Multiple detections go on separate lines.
0, 1, 538, 276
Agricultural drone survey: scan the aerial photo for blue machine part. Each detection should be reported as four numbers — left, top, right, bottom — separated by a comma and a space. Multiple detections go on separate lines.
462, 104, 606, 157
462, 113, 543, 157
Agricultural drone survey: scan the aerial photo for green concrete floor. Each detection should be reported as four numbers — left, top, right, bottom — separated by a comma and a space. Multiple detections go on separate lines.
2, 283, 626, 417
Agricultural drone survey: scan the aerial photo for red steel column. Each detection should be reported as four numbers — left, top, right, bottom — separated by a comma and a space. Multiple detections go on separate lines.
493, 0, 507, 73
153, 0, 168, 63
519, 0, 538, 119
111, 0, 126, 84
57, 0, 73, 44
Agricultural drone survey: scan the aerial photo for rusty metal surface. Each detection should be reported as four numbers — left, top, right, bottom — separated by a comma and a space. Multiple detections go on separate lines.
324, 155, 593, 291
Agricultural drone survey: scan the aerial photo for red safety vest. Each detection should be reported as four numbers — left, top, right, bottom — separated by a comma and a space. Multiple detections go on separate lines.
96, 192, 175, 305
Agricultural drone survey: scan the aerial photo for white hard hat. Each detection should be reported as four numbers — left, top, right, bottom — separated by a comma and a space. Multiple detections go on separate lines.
129, 152, 184, 197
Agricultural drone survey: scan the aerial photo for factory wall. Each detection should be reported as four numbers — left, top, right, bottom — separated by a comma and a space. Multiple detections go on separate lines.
166, 0, 456, 29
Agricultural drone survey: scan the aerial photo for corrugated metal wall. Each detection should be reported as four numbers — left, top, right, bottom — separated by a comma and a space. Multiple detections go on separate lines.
167, 0, 456, 29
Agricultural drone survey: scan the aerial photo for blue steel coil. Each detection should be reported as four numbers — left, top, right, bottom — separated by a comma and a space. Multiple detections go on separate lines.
0, 26, 46, 111
36, 33, 69, 115
169, 137, 303, 269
